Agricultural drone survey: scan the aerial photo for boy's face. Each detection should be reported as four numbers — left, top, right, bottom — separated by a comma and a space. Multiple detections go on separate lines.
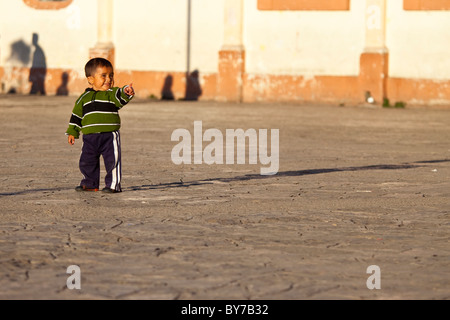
88, 66, 114, 91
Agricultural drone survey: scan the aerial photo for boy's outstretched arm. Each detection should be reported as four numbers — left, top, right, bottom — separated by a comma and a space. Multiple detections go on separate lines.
112, 83, 134, 108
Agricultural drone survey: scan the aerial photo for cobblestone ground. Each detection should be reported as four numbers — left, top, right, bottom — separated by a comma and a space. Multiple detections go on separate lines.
0, 95, 449, 300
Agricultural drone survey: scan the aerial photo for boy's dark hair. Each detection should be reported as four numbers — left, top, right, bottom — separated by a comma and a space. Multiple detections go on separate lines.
85, 58, 113, 77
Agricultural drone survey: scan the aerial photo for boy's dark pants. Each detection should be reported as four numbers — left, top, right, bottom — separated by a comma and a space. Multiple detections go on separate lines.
79, 131, 122, 192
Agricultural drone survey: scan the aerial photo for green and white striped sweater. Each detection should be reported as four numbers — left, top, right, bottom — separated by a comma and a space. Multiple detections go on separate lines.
66, 86, 133, 138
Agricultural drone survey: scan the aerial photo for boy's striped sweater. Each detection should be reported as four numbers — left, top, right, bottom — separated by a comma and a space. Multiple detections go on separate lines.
66, 86, 133, 139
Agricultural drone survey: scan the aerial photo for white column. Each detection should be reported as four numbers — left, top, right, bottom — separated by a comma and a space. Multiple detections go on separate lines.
359, 0, 389, 104
90, 0, 115, 63
364, 0, 387, 53
217, 0, 245, 102
222, 0, 244, 50
97, 0, 114, 48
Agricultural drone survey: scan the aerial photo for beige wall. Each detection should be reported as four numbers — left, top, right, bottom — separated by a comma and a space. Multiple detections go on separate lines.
387, 0, 450, 80
114, 0, 224, 74
0, 0, 95, 69
0, 0, 95, 93
0, 0, 449, 105
244, 0, 365, 76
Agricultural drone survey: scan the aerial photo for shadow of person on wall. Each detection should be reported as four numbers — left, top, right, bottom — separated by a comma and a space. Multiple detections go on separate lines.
56, 72, 69, 96
9, 40, 31, 66
5, 39, 31, 94
184, 69, 202, 101
29, 33, 47, 95
161, 74, 175, 100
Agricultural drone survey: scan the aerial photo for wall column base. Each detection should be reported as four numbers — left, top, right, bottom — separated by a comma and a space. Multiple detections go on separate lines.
359, 51, 389, 105
89, 45, 115, 66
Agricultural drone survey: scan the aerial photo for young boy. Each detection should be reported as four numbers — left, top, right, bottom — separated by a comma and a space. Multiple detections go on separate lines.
66, 57, 134, 193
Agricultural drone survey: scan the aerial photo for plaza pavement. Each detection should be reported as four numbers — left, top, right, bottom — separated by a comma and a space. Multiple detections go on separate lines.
0, 94, 449, 300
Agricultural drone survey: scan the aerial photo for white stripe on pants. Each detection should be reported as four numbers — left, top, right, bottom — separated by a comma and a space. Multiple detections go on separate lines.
110, 131, 121, 191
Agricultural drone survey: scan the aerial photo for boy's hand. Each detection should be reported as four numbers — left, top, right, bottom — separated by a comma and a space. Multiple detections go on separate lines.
68, 135, 75, 145
124, 83, 135, 96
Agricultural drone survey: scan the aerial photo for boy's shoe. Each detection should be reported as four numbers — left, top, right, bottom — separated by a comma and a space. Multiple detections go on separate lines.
101, 187, 120, 193
75, 185, 99, 192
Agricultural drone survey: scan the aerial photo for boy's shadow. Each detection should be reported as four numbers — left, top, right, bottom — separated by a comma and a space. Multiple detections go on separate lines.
29, 33, 47, 95
125, 160, 450, 192
1, 159, 449, 197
